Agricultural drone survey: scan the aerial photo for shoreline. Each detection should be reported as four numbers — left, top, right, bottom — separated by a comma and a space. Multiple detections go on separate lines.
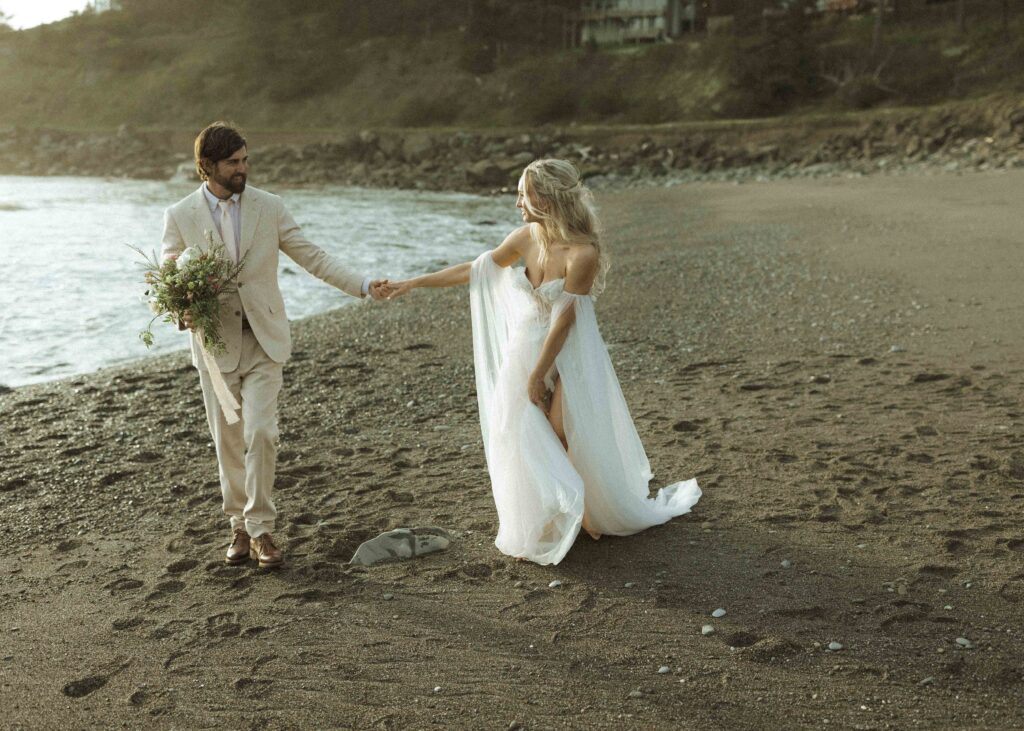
1, 95, 1022, 193
2, 171, 1022, 728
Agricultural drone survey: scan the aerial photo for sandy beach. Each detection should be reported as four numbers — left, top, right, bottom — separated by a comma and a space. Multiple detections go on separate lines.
2, 169, 1023, 729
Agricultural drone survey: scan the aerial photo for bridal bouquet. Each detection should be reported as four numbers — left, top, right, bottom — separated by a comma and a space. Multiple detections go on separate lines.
131, 231, 245, 355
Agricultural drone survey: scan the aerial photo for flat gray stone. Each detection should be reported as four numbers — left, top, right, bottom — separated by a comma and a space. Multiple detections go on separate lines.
349, 527, 453, 566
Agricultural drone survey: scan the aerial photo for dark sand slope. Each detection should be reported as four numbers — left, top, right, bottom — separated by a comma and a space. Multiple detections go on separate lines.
2, 171, 1022, 729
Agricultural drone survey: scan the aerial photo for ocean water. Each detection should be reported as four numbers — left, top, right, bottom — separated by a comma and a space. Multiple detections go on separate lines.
0, 176, 517, 387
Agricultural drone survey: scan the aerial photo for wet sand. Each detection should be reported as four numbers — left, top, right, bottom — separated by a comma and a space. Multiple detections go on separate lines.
1, 170, 1022, 729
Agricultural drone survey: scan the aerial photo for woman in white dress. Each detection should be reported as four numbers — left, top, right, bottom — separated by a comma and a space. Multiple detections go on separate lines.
385, 159, 700, 565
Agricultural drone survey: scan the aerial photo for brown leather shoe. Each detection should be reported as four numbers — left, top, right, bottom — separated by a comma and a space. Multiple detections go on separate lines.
250, 533, 283, 568
225, 529, 251, 565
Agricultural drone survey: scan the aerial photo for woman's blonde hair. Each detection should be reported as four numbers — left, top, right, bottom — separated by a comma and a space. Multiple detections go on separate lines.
521, 158, 609, 297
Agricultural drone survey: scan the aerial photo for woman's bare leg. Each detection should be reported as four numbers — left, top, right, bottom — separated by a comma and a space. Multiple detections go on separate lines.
548, 378, 568, 451
548, 379, 600, 540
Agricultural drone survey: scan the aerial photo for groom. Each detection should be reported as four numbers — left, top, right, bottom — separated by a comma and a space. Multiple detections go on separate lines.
161, 121, 387, 568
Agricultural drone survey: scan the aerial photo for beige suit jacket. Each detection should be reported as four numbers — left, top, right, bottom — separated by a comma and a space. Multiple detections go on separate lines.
161, 184, 365, 372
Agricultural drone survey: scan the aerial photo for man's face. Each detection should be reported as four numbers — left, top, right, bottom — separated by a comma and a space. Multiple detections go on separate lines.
208, 146, 249, 194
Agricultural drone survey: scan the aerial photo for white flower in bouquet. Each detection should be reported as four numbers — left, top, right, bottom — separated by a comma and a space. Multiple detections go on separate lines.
176, 246, 198, 270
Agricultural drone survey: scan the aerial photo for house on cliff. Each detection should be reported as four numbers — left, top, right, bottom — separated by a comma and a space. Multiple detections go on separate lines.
577, 0, 697, 45
94, 0, 123, 13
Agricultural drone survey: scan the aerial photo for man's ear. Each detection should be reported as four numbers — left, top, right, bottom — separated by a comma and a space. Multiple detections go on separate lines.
199, 158, 213, 177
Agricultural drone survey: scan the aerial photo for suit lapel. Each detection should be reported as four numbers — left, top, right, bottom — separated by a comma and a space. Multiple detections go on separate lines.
239, 189, 263, 261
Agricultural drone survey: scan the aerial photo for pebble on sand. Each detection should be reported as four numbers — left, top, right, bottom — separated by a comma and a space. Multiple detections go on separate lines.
657, 666, 671, 674
702, 625, 715, 636
827, 641, 843, 651
712, 608, 727, 618
781, 559, 793, 569
548, 580, 563, 589
955, 637, 975, 649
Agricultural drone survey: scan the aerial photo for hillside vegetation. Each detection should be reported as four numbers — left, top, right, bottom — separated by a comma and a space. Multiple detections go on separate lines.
0, 0, 1022, 131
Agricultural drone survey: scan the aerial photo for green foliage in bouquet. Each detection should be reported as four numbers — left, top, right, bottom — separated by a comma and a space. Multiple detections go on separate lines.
130, 232, 246, 355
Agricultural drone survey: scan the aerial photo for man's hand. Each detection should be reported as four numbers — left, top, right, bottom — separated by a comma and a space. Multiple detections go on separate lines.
179, 309, 196, 331
368, 280, 392, 301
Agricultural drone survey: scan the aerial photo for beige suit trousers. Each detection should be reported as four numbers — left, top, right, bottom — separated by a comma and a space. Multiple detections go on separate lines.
199, 330, 283, 538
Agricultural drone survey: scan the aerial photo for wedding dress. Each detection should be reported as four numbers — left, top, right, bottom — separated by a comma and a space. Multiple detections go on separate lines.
469, 251, 701, 565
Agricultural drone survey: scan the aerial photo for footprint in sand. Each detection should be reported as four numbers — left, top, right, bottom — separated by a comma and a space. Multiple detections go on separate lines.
230, 576, 254, 592
62, 675, 108, 698
105, 578, 144, 592
145, 581, 185, 601
910, 372, 950, 384
672, 420, 701, 433
233, 678, 273, 696
385, 489, 415, 504
0, 477, 28, 493
998, 574, 1024, 603
206, 612, 242, 638
165, 559, 199, 574
112, 616, 145, 631
57, 560, 90, 573
99, 470, 134, 487
62, 660, 129, 698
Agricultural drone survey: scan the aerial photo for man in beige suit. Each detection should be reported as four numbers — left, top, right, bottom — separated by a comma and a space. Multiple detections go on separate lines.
161, 122, 386, 568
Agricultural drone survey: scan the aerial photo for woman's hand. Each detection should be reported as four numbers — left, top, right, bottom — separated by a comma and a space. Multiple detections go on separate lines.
386, 280, 416, 299
527, 371, 550, 412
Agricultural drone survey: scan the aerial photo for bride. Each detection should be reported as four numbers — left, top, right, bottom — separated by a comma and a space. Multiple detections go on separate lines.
385, 159, 700, 565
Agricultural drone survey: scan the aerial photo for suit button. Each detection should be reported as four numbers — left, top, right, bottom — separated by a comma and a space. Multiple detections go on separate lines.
238, 282, 244, 288
234, 311, 241, 316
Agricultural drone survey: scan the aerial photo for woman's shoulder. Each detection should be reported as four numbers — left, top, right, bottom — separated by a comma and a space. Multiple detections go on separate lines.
499, 224, 533, 248
564, 243, 599, 293
566, 241, 599, 268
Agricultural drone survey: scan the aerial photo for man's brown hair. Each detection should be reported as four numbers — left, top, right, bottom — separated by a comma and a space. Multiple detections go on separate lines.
193, 122, 247, 181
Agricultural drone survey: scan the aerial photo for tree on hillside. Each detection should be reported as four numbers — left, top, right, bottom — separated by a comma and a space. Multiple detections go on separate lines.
728, 0, 824, 114
0, 9, 12, 32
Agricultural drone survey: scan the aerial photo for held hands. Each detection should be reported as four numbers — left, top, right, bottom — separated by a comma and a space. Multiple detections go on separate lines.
179, 309, 195, 331
368, 280, 391, 301
367, 279, 413, 300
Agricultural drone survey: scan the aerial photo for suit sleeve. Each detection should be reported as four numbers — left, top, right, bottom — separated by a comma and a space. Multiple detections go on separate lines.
276, 197, 366, 299
160, 207, 185, 262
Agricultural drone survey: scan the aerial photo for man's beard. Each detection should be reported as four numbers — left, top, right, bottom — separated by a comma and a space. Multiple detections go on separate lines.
213, 170, 246, 194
